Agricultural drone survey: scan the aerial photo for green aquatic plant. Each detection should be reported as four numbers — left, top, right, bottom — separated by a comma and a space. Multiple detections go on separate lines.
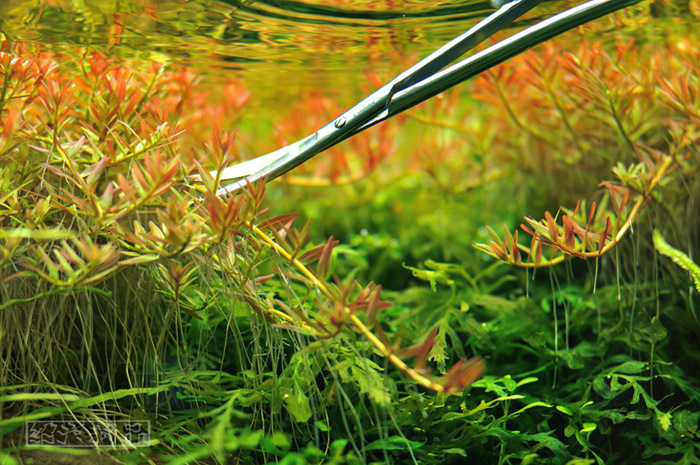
653, 229, 700, 294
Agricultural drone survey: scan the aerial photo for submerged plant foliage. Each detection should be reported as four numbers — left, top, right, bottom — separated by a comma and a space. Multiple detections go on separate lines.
1, 2, 699, 465
0, 39, 484, 464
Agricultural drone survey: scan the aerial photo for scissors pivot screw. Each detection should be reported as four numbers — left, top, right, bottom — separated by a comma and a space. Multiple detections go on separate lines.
334, 116, 347, 128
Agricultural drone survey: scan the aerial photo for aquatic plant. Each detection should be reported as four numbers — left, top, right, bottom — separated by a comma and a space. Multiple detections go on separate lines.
1, 2, 699, 464
0, 39, 484, 464
257, 9, 699, 465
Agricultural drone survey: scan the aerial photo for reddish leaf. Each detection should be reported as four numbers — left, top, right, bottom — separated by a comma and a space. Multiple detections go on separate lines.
619, 190, 630, 214
562, 216, 576, 250
441, 356, 485, 394
258, 213, 299, 232
317, 236, 339, 279
588, 201, 597, 225
414, 329, 437, 371
298, 244, 324, 264
534, 241, 543, 267
512, 230, 521, 265
489, 242, 507, 261
545, 211, 559, 243
366, 284, 382, 328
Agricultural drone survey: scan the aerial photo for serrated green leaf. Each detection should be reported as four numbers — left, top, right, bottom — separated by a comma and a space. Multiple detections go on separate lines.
350, 360, 390, 406
657, 411, 672, 431
610, 361, 647, 375
428, 324, 449, 374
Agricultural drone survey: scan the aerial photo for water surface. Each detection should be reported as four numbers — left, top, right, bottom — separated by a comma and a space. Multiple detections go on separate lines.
0, 0, 692, 160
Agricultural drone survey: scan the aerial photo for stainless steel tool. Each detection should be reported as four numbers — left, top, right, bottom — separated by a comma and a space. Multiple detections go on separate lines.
207, 0, 642, 197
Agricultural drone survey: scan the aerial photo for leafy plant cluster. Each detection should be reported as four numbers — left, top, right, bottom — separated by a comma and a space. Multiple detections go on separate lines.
0, 39, 486, 464
254, 8, 700, 465
0, 2, 699, 465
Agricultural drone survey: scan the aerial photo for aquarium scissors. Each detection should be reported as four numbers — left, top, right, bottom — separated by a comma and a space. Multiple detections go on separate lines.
207, 0, 641, 197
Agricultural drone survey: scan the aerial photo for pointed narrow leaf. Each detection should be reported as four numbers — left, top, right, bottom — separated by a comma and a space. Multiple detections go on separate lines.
298, 244, 324, 264
535, 241, 543, 267
512, 230, 521, 265
259, 213, 298, 232
489, 242, 507, 261
598, 217, 611, 254
545, 211, 559, 243
316, 236, 339, 279
502, 224, 514, 251
563, 216, 575, 250
588, 201, 597, 225
485, 225, 501, 244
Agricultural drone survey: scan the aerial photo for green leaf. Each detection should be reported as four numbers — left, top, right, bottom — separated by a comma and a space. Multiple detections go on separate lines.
503, 375, 517, 393
471, 376, 510, 397
516, 377, 539, 388
402, 262, 454, 291
429, 324, 449, 374
0, 452, 18, 465
272, 432, 291, 449
314, 420, 331, 432
520, 431, 568, 460
525, 332, 547, 350
237, 429, 264, 449
557, 406, 574, 416
565, 459, 595, 465
610, 361, 647, 375
657, 411, 672, 432
285, 378, 312, 423
581, 422, 597, 433
0, 393, 81, 403
654, 229, 700, 293
464, 395, 524, 416
363, 436, 425, 451
673, 409, 700, 435
560, 349, 584, 370
350, 359, 391, 406
0, 227, 74, 241
510, 401, 553, 417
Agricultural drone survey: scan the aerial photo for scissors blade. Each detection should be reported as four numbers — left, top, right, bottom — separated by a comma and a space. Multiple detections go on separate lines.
379, 0, 643, 123
212, 0, 640, 197
210, 0, 540, 194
